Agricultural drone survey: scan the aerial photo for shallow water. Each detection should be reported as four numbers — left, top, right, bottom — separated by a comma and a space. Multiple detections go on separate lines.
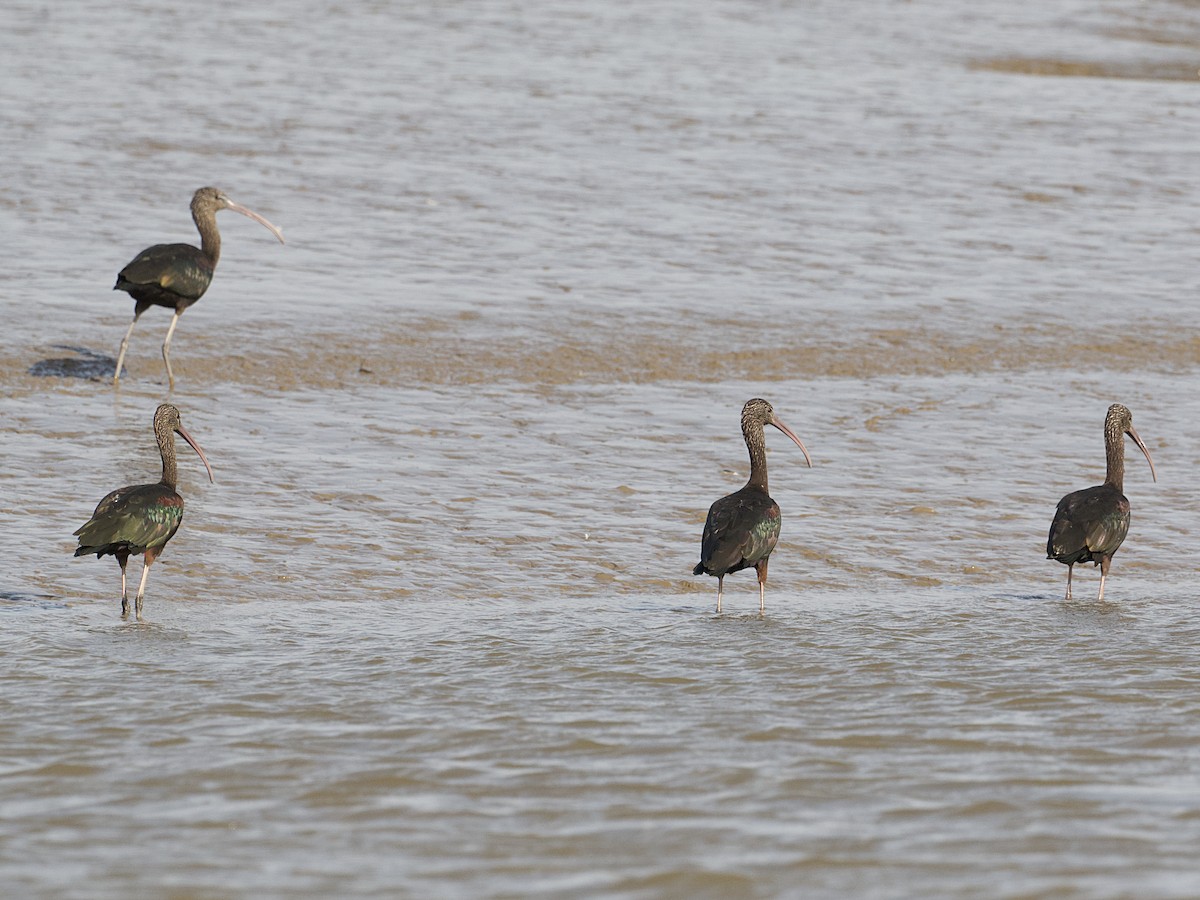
3, 0, 1200, 897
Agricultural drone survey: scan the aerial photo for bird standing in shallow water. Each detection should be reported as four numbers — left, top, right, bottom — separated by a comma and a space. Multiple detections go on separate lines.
1047, 403, 1156, 601
112, 186, 285, 389
74, 404, 214, 620
694, 398, 812, 614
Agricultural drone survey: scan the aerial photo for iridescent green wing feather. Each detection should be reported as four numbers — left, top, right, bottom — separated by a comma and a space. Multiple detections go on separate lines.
699, 488, 781, 575
74, 483, 185, 557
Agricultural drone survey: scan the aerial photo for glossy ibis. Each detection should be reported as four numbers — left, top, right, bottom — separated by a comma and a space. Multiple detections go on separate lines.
112, 187, 284, 389
694, 398, 813, 614
74, 403, 214, 619
1047, 403, 1156, 601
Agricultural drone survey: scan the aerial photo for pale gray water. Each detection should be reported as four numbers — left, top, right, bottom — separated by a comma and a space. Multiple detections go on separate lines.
3, 0, 1200, 897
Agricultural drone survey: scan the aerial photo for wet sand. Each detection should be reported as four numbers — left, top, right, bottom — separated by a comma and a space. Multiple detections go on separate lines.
8, 310, 1200, 397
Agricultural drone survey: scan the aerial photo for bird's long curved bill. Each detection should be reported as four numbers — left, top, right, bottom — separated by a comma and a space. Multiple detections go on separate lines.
177, 424, 215, 483
770, 416, 813, 468
227, 201, 285, 245
1128, 426, 1156, 483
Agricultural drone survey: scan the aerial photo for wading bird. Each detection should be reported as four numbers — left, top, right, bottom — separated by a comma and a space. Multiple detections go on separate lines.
112, 187, 284, 388
1047, 403, 1156, 601
694, 398, 812, 614
74, 403, 214, 620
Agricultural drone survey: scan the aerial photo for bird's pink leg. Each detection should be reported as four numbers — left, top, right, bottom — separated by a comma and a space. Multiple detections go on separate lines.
1065, 563, 1073, 601
134, 554, 157, 621
115, 550, 131, 617
161, 311, 182, 390
113, 311, 144, 385
756, 558, 769, 615
1097, 557, 1111, 602
119, 562, 129, 617
716, 575, 724, 614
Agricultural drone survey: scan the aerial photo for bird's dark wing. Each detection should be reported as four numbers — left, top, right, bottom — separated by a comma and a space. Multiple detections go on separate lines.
81, 484, 139, 524
74, 483, 185, 557
1047, 484, 1130, 563
115, 243, 213, 301
697, 489, 781, 576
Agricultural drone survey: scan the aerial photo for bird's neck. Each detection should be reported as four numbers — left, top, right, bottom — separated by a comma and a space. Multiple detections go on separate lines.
745, 423, 769, 493
1104, 434, 1125, 493
195, 211, 221, 265
158, 429, 178, 489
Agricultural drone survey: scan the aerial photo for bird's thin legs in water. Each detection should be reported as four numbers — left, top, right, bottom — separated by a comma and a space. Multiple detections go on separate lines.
118, 558, 129, 617
161, 311, 182, 390
1064, 563, 1074, 601
756, 558, 769, 615
1097, 557, 1111, 602
113, 311, 144, 385
716, 575, 724, 615
133, 561, 153, 621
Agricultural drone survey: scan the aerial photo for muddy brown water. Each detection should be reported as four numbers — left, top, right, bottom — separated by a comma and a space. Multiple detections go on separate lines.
4, 0, 1200, 897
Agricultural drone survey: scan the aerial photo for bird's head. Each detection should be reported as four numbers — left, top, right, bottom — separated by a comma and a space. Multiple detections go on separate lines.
154, 403, 215, 484
192, 186, 285, 245
741, 398, 812, 467
1106, 403, 1156, 483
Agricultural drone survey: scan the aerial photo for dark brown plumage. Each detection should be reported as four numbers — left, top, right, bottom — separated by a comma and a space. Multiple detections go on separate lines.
74, 404, 214, 620
694, 399, 812, 614
1047, 403, 1156, 601
112, 187, 284, 389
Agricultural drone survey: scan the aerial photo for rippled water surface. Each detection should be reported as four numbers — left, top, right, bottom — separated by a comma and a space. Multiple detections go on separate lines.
4, 0, 1200, 897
